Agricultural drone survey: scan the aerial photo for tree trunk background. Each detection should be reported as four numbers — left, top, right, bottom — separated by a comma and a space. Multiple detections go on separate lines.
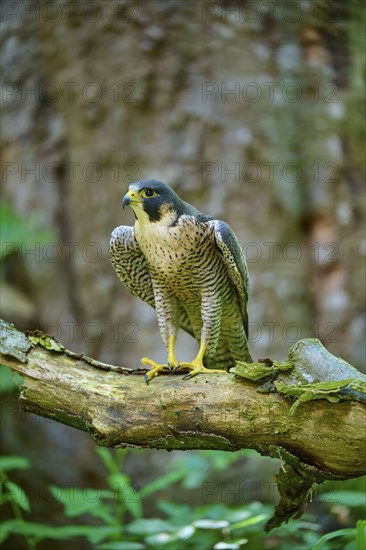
1, 0, 365, 541
2, 0, 365, 368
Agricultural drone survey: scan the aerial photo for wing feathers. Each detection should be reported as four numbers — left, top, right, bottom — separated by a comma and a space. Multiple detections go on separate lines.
210, 220, 249, 337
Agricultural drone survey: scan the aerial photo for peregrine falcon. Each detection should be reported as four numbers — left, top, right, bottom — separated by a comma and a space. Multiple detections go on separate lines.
110, 179, 252, 383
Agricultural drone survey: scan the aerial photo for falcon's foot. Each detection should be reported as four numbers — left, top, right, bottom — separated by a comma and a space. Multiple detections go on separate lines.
173, 360, 226, 380
173, 341, 228, 380
139, 358, 171, 385
173, 349, 227, 380
140, 337, 180, 384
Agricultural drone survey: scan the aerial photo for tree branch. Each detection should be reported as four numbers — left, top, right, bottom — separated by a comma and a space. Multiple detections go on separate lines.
1, 319, 365, 530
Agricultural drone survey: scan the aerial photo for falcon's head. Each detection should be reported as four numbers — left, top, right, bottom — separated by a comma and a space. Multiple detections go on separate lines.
122, 179, 186, 223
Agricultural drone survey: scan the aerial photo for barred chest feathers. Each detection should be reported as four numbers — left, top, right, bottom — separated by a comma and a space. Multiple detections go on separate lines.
135, 212, 213, 279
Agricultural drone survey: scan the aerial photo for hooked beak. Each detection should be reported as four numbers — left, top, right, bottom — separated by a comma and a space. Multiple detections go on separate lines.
122, 189, 141, 208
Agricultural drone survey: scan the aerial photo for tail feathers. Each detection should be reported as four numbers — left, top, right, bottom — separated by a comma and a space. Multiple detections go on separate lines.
204, 345, 252, 371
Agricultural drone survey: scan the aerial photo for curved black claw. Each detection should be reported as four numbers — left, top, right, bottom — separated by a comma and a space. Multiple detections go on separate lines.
144, 373, 150, 385
182, 372, 193, 380
172, 364, 181, 373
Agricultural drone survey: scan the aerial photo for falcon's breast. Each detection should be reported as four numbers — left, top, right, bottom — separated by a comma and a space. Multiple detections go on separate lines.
134, 213, 220, 301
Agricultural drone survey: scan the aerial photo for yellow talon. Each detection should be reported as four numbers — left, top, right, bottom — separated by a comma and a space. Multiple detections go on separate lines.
140, 336, 179, 384
140, 339, 226, 383
139, 357, 169, 384
173, 342, 227, 380
179, 362, 227, 380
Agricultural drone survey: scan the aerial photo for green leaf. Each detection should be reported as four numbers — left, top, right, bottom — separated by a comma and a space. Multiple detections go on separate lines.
229, 514, 267, 530
0, 514, 120, 545
357, 519, 366, 550
49, 486, 104, 517
115, 448, 128, 467
87, 503, 117, 526
126, 519, 176, 535
125, 496, 142, 518
144, 532, 173, 546
214, 541, 248, 550
193, 502, 270, 524
0, 455, 32, 471
96, 448, 120, 474
176, 525, 195, 540
230, 539, 248, 548
107, 472, 131, 490
107, 473, 142, 518
193, 519, 229, 529
231, 359, 292, 381
138, 469, 187, 499
4, 481, 30, 512
312, 527, 356, 550
97, 543, 145, 550
157, 500, 192, 520
217, 510, 252, 524
145, 525, 196, 547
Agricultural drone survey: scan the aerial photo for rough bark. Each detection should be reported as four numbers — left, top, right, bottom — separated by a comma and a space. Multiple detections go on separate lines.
1, 319, 365, 529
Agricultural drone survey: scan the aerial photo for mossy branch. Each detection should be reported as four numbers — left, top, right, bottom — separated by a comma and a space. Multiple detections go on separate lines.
1, 319, 365, 530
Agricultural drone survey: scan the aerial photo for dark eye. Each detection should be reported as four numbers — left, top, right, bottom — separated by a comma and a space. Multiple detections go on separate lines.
141, 188, 157, 198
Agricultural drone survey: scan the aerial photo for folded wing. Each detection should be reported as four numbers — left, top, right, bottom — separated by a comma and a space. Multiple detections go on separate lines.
209, 219, 249, 337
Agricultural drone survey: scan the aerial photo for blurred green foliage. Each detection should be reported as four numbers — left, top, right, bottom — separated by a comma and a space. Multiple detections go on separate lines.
0, 450, 364, 549
0, 365, 23, 394
0, 202, 56, 261
0, 202, 55, 392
